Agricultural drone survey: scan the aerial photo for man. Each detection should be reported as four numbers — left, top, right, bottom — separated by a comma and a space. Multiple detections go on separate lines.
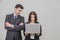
4, 4, 25, 40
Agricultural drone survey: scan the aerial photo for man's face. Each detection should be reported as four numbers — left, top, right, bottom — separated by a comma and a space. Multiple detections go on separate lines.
14, 8, 22, 15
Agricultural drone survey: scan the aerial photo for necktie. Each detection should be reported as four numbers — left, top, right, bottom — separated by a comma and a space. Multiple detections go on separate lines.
14, 16, 18, 24
15, 16, 17, 19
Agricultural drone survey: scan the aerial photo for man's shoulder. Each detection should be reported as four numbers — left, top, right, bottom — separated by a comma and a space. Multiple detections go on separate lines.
6, 14, 13, 18
6, 14, 13, 16
19, 15, 24, 18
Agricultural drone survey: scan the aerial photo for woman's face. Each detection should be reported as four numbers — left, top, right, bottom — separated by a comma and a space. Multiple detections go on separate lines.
31, 15, 35, 22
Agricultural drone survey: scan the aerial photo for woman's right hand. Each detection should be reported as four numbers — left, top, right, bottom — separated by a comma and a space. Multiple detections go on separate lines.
25, 33, 29, 36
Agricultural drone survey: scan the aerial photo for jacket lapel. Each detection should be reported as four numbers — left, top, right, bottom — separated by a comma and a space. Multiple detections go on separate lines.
15, 15, 21, 24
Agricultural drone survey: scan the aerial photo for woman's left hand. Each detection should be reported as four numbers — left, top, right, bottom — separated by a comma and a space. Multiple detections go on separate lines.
36, 33, 40, 36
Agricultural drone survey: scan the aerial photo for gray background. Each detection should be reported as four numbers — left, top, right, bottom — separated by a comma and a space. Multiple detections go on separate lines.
0, 0, 60, 40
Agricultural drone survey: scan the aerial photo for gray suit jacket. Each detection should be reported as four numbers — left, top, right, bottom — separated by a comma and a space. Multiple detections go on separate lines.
5, 14, 25, 40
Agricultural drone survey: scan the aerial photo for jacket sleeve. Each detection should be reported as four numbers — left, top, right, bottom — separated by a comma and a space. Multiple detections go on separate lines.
14, 17, 25, 31
4, 15, 13, 30
39, 25, 42, 36
23, 23, 25, 36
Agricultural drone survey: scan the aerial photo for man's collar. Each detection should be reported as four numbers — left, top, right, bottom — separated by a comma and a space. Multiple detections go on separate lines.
13, 13, 18, 17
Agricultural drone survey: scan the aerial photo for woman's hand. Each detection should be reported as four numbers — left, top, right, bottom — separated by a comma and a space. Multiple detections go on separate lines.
36, 33, 40, 36
25, 33, 29, 36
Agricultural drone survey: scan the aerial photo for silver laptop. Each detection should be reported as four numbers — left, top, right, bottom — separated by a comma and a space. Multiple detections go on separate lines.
25, 23, 40, 34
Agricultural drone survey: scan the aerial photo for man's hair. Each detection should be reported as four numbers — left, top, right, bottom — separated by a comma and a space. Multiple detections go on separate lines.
15, 4, 24, 9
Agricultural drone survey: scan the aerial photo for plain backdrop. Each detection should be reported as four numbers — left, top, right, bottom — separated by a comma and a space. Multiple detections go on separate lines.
0, 0, 60, 40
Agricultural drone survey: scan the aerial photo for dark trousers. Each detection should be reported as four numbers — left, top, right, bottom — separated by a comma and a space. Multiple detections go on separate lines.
5, 31, 22, 40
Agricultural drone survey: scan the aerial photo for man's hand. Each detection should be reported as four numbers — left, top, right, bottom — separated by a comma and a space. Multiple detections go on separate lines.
5, 22, 14, 29
19, 22, 24, 26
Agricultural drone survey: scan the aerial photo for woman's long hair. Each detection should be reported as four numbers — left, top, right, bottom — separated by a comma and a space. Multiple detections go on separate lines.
28, 11, 38, 23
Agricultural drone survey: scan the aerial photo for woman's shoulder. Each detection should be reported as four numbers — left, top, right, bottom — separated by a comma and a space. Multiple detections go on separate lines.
25, 22, 30, 24
25, 22, 39, 23
35, 22, 39, 23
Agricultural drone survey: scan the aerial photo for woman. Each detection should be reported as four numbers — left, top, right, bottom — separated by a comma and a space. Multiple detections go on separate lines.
24, 11, 42, 40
